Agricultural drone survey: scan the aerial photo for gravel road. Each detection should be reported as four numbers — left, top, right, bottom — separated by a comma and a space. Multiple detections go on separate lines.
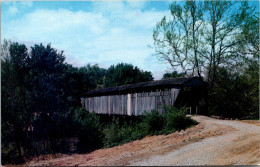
26, 115, 260, 166
129, 116, 260, 165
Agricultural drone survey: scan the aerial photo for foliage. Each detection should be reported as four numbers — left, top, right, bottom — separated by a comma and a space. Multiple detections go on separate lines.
71, 106, 197, 149
102, 107, 198, 148
1, 40, 31, 162
29, 43, 66, 115
153, 1, 258, 87
142, 110, 164, 133
104, 63, 153, 87
163, 107, 197, 131
1, 40, 156, 164
73, 107, 103, 152
1, 42, 76, 162
153, 1, 258, 118
162, 71, 185, 79
78, 64, 107, 91
63, 64, 107, 107
235, 3, 259, 58
208, 62, 259, 119
103, 119, 123, 147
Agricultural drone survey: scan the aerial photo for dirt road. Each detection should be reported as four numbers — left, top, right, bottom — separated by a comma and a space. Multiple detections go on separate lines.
26, 115, 260, 166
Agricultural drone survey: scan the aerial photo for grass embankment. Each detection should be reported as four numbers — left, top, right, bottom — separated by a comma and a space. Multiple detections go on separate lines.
74, 106, 198, 152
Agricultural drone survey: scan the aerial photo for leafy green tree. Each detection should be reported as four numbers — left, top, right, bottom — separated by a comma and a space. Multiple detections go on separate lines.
62, 63, 107, 109
78, 64, 107, 91
63, 64, 82, 107
28, 43, 67, 151
1, 40, 32, 161
29, 43, 66, 114
235, 9, 259, 58
208, 61, 258, 119
242, 59, 259, 118
162, 71, 185, 79
104, 63, 153, 87
153, 1, 204, 77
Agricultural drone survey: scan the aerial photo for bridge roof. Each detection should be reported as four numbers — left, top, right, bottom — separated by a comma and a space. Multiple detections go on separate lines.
82, 77, 208, 97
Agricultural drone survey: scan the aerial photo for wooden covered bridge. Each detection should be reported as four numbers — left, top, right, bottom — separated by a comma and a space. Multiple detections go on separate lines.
81, 77, 208, 116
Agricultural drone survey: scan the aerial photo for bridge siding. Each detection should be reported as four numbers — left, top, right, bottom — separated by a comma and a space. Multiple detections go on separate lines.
81, 88, 180, 116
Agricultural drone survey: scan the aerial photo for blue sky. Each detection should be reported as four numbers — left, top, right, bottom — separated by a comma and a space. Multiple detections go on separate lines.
1, 1, 259, 79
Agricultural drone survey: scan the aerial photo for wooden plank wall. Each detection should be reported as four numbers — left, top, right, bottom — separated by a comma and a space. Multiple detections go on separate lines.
82, 88, 180, 116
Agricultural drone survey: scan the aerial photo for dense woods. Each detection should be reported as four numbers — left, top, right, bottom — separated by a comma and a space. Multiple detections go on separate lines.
1, 0, 259, 165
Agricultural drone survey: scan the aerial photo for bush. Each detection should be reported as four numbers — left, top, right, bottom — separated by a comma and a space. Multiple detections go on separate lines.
142, 110, 164, 133
164, 107, 197, 131
103, 119, 141, 147
102, 119, 121, 147
132, 121, 149, 139
73, 107, 103, 152
72, 106, 198, 152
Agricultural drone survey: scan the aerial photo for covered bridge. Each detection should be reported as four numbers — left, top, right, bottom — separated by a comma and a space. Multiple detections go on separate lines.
81, 77, 208, 116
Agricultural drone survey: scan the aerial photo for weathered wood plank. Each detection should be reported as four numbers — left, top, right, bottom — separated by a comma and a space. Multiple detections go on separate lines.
82, 88, 181, 116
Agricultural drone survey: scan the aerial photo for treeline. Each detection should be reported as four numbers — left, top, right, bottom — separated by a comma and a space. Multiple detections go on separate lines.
1, 40, 153, 164
162, 62, 259, 119
208, 62, 259, 119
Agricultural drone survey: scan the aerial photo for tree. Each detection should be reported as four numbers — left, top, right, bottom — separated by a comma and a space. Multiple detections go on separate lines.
104, 63, 153, 87
235, 9, 259, 58
1, 40, 32, 161
162, 71, 185, 79
153, 0, 257, 88
208, 61, 258, 119
78, 64, 107, 91
29, 43, 66, 114
28, 43, 67, 151
63, 64, 107, 108
153, 1, 204, 77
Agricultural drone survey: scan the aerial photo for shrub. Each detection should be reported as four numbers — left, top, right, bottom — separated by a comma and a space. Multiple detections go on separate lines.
73, 107, 103, 152
118, 122, 137, 143
103, 118, 148, 147
164, 107, 198, 131
73, 106, 198, 152
102, 119, 121, 147
142, 110, 164, 133
103, 119, 140, 147
132, 121, 149, 139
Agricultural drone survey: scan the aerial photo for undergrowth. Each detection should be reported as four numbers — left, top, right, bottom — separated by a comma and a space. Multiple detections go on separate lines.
74, 106, 198, 149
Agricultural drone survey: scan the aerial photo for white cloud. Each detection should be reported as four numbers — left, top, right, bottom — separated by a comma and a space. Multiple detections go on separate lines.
5, 9, 109, 42
2, 1, 171, 79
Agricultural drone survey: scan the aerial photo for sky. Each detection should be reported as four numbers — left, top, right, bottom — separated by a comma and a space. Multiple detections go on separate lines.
1, 1, 259, 80
2, 1, 175, 80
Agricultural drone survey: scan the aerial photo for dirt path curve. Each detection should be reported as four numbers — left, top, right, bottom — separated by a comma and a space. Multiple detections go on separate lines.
130, 116, 260, 165
27, 115, 260, 166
